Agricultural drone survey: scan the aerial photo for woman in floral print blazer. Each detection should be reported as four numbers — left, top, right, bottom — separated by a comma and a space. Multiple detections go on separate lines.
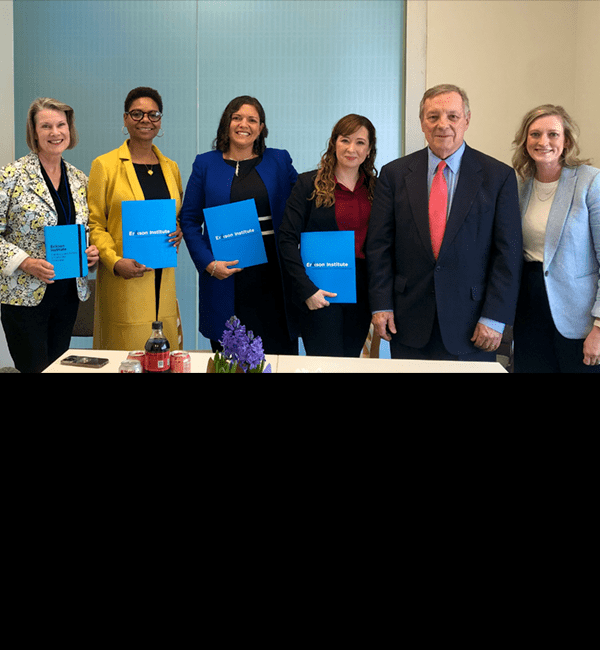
0, 98, 98, 372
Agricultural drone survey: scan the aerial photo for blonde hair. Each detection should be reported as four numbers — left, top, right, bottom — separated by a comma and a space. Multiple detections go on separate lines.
511, 104, 591, 180
26, 97, 79, 154
311, 114, 377, 208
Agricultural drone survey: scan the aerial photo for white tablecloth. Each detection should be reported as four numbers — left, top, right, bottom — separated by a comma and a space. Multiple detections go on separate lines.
44, 349, 507, 373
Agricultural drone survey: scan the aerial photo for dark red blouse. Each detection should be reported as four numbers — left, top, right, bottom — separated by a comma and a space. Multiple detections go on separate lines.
334, 173, 371, 259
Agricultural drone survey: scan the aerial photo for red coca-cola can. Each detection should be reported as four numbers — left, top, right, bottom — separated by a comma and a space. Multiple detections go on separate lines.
171, 350, 191, 373
128, 350, 146, 370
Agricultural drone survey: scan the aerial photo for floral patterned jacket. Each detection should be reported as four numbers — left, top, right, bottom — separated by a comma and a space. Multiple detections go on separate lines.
0, 153, 91, 306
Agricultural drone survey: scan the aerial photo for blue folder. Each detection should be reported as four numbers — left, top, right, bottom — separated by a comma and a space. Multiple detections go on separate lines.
122, 199, 177, 269
44, 223, 88, 280
203, 199, 267, 268
300, 230, 356, 303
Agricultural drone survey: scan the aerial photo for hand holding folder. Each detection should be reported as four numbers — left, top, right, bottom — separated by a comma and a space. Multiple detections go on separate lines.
300, 231, 356, 304
122, 199, 178, 270
19, 257, 57, 284
203, 199, 267, 270
305, 288, 338, 310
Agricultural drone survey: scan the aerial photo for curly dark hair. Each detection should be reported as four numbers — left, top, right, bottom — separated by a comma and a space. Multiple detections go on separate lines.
311, 114, 377, 208
124, 87, 163, 114
212, 96, 268, 155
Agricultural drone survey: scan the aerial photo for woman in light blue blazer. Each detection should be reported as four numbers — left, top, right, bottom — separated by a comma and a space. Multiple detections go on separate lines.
512, 105, 600, 372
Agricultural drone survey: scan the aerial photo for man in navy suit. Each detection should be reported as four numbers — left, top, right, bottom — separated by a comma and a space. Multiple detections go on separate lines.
366, 84, 523, 361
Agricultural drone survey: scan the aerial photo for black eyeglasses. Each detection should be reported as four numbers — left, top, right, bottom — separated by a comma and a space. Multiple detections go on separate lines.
125, 110, 163, 122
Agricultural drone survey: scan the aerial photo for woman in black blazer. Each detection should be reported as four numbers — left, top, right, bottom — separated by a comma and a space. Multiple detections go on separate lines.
278, 114, 377, 357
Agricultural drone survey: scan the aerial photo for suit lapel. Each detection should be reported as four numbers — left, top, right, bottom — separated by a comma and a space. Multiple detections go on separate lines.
26, 154, 56, 220
119, 140, 146, 202
545, 167, 576, 267
406, 146, 483, 260
518, 177, 533, 216
64, 162, 88, 224
440, 145, 482, 257
406, 149, 433, 256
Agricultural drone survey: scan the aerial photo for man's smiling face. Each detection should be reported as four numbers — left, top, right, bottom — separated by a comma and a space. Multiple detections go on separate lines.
421, 91, 470, 160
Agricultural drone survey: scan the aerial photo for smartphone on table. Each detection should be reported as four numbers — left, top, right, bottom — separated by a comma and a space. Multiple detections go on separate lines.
60, 355, 109, 369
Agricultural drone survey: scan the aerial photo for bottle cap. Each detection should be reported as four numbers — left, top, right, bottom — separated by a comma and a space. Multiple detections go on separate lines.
152, 321, 162, 329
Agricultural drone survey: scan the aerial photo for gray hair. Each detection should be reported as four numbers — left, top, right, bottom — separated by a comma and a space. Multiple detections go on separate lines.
419, 84, 471, 121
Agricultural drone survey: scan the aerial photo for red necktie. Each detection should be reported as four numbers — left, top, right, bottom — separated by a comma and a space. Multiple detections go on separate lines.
429, 161, 447, 259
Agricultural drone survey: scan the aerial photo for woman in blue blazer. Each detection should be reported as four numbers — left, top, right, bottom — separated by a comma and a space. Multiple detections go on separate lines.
512, 105, 600, 372
179, 96, 298, 353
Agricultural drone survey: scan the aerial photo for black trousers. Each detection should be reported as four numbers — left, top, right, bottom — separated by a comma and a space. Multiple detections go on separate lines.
213, 237, 298, 356
390, 311, 495, 362
299, 259, 371, 358
514, 262, 599, 373
1, 279, 79, 373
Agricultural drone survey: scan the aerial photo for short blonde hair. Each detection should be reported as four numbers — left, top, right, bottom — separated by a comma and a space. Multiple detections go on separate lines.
511, 104, 591, 180
26, 97, 79, 153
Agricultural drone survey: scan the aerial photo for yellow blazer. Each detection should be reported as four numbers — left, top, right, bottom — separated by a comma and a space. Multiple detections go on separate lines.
88, 141, 183, 351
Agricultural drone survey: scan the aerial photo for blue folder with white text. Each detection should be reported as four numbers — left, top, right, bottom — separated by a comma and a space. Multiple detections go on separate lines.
122, 199, 177, 269
300, 230, 356, 303
203, 199, 267, 268
44, 223, 88, 280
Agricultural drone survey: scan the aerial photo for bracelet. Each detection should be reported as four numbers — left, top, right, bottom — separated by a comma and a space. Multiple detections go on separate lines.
210, 261, 217, 277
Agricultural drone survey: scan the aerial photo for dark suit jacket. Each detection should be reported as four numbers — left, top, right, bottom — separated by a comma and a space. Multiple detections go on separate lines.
278, 171, 339, 310
366, 144, 523, 355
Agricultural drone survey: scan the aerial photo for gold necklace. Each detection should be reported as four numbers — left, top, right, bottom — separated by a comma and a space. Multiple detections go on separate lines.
534, 179, 558, 202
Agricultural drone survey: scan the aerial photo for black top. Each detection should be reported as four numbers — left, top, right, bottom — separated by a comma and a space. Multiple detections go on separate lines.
133, 163, 170, 200
40, 159, 76, 226
224, 156, 272, 233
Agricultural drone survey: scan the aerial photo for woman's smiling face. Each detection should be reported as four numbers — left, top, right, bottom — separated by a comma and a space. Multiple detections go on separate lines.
526, 115, 567, 170
124, 97, 162, 144
335, 126, 371, 174
35, 109, 70, 158
228, 104, 264, 152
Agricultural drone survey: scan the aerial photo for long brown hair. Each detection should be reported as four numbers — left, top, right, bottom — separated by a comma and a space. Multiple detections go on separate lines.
311, 114, 377, 208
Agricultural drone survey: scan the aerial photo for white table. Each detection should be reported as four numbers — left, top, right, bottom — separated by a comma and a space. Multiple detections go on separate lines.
276, 354, 507, 373
44, 349, 507, 373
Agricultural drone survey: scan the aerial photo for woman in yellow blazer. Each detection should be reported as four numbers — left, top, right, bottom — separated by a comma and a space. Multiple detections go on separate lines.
88, 87, 183, 351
